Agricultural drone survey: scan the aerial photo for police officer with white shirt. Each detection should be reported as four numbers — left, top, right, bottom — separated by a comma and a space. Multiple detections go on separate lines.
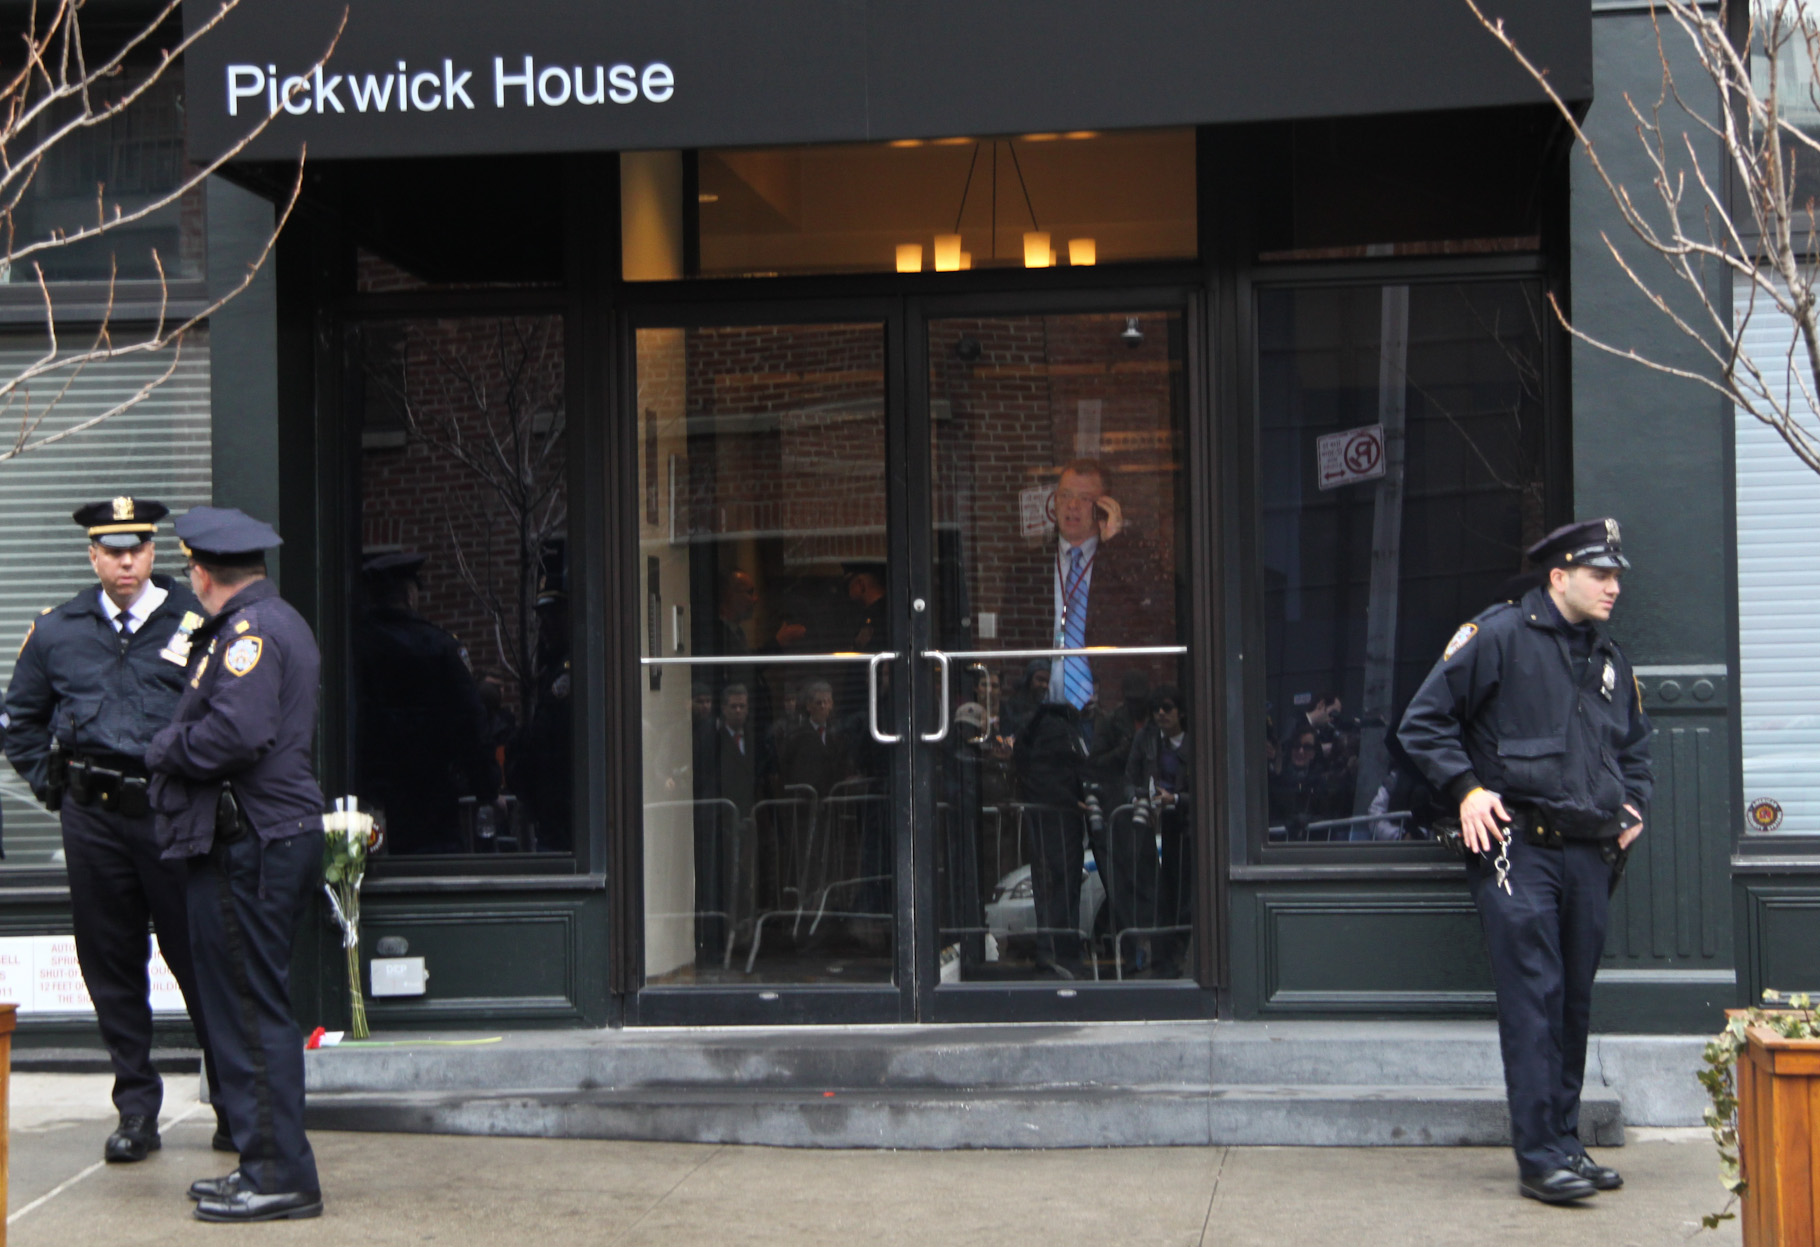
1, 498, 225, 1163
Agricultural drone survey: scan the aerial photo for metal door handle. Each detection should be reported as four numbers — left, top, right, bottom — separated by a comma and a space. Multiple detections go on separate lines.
920, 650, 951, 743
868, 651, 902, 744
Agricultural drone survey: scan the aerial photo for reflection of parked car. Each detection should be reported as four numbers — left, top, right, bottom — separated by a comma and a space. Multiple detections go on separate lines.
984, 853, 1105, 954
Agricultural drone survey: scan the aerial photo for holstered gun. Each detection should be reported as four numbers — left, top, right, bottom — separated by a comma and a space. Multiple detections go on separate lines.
215, 782, 248, 845
43, 738, 67, 812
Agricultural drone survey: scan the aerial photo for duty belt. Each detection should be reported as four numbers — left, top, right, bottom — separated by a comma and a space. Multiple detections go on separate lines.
1507, 803, 1563, 849
66, 753, 151, 818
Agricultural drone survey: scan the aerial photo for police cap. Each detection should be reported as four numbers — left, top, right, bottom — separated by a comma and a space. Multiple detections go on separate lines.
1525, 518, 1631, 571
362, 550, 426, 580
73, 496, 168, 549
173, 506, 283, 567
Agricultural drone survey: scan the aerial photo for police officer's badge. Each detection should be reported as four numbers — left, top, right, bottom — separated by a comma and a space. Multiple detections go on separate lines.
223, 636, 263, 676
159, 610, 205, 666
1443, 623, 1478, 661
112, 496, 134, 521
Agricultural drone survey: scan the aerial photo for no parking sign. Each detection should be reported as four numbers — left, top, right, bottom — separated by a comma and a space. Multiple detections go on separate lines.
1317, 424, 1387, 490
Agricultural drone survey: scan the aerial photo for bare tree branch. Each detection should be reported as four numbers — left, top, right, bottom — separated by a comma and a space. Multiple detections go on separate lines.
1464, 0, 1820, 475
364, 318, 567, 719
0, 2, 346, 465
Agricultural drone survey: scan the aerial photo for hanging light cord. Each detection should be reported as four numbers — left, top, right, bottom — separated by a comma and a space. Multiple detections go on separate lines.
1006, 141, 1040, 231
952, 141, 982, 234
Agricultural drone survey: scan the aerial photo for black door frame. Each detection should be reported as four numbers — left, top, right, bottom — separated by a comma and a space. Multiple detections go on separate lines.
614, 280, 1220, 1027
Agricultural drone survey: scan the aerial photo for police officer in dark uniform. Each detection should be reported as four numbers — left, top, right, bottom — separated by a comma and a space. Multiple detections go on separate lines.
1398, 519, 1653, 1205
353, 551, 495, 853
0, 497, 226, 1162
144, 507, 326, 1222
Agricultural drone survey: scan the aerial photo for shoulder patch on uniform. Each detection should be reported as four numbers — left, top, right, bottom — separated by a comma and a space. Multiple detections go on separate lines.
223, 636, 263, 677
1442, 623, 1478, 661
234, 619, 250, 633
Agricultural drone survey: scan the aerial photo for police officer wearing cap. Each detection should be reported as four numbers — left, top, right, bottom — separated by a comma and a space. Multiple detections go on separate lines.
1399, 519, 1653, 1205
143, 507, 326, 1222
1, 497, 226, 1163
353, 551, 495, 854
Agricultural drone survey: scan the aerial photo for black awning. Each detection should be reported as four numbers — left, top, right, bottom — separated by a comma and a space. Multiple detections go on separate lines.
183, 0, 1590, 162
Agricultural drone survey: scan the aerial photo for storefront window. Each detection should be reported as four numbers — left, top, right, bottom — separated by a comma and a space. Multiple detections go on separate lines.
0, 332, 213, 870
1257, 280, 1547, 844
623, 128, 1197, 280
4, 73, 203, 285
348, 315, 570, 858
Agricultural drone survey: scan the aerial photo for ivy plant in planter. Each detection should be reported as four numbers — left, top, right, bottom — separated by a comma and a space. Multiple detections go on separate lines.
1700, 990, 1820, 1236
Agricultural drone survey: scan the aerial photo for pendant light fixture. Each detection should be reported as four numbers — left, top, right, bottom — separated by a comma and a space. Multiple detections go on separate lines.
936, 138, 1079, 270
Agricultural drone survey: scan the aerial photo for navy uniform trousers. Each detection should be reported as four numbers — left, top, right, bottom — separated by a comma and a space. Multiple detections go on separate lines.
186, 828, 324, 1196
61, 798, 220, 1116
1466, 834, 1614, 1177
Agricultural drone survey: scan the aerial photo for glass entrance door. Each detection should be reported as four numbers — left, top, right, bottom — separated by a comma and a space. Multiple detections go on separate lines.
630, 301, 1198, 1024
917, 309, 1194, 1008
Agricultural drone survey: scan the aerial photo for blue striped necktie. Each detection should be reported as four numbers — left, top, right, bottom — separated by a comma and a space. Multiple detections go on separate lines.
1061, 547, 1093, 709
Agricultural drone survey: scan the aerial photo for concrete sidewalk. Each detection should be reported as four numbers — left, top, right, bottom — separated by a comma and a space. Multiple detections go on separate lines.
9, 1073, 1741, 1246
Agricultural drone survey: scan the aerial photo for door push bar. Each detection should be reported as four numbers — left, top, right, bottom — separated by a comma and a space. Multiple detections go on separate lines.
867, 651, 903, 745
915, 645, 1188, 746
919, 651, 950, 743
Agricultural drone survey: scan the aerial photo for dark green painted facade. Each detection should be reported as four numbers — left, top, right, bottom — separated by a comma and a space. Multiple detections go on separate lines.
8, 4, 1820, 1046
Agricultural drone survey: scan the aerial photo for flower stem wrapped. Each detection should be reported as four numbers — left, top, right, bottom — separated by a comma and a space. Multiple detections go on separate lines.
322, 798, 382, 1039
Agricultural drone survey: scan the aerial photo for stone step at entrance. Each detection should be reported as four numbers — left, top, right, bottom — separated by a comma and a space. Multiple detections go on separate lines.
295, 1020, 1702, 1149
304, 1083, 1625, 1150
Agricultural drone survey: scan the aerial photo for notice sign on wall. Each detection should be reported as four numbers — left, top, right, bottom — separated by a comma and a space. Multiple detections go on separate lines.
1317, 424, 1387, 490
0, 935, 188, 1015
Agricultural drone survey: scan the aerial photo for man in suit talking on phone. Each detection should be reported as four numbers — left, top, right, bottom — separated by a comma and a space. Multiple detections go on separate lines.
1021, 459, 1169, 976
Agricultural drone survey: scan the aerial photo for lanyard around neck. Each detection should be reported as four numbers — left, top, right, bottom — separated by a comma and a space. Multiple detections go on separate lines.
1056, 544, 1097, 625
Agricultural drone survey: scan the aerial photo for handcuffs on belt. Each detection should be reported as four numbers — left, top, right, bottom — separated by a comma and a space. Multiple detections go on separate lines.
1435, 800, 1633, 897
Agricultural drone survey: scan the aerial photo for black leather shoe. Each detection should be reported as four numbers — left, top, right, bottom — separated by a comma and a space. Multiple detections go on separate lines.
188, 1170, 247, 1202
1567, 1151, 1623, 1190
104, 1114, 161, 1163
193, 1188, 323, 1222
1518, 1168, 1598, 1204
210, 1108, 236, 1153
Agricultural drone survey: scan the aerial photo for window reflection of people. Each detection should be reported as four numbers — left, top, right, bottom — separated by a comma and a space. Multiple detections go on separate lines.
716, 570, 759, 657
714, 683, 764, 816
353, 552, 496, 855
693, 682, 761, 963
1012, 700, 1090, 978
845, 562, 887, 649
1122, 685, 1192, 975
1000, 660, 1050, 740
779, 680, 851, 797
1268, 727, 1349, 839
1285, 691, 1343, 748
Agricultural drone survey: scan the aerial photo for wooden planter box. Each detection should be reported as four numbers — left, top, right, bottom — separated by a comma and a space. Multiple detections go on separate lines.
1739, 1023, 1820, 1246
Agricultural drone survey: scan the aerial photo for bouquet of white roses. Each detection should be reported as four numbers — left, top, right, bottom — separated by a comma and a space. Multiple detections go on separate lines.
322, 797, 383, 1039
